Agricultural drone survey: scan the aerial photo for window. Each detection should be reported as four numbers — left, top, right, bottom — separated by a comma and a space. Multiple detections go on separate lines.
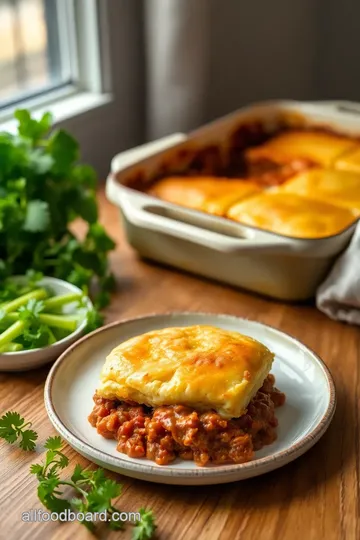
0, 0, 78, 108
0, 1, 138, 177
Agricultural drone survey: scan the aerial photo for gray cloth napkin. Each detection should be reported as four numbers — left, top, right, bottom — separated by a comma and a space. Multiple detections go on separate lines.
316, 222, 360, 324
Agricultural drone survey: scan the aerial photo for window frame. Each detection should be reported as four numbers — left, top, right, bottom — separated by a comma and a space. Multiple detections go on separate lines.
0, 0, 144, 177
0, 0, 103, 114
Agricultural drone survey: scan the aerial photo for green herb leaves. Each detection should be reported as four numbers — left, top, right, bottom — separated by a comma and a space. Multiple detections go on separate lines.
48, 130, 79, 176
0, 109, 115, 311
30, 435, 156, 537
15, 110, 53, 142
1, 413, 157, 538
0, 411, 38, 450
23, 200, 50, 232
133, 508, 158, 540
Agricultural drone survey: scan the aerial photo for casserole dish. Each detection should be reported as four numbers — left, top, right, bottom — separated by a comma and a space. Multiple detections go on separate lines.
106, 100, 360, 301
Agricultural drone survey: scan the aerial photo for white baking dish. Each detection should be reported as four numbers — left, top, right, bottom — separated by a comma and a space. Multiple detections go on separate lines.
106, 100, 360, 301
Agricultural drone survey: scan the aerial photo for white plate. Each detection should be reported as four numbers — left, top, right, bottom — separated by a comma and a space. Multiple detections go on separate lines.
44, 313, 336, 485
0, 277, 91, 372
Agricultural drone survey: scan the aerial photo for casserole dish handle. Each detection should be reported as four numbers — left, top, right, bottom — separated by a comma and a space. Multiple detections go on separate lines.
118, 196, 295, 254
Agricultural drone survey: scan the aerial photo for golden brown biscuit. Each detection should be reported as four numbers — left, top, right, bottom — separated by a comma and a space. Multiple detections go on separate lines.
280, 168, 360, 211
149, 176, 261, 215
227, 192, 358, 238
334, 145, 360, 173
245, 131, 356, 168
96, 325, 274, 419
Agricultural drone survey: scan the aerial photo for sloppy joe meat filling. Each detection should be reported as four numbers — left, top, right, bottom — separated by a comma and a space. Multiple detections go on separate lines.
88, 374, 285, 466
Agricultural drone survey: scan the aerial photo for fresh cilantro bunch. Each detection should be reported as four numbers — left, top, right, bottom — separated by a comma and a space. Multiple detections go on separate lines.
0, 109, 115, 309
0, 411, 37, 450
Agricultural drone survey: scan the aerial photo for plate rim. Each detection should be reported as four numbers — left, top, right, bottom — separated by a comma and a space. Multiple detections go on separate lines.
44, 311, 336, 479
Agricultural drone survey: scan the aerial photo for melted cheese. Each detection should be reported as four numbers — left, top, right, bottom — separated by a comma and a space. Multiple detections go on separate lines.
245, 131, 356, 168
335, 145, 360, 173
96, 325, 274, 419
149, 176, 261, 216
280, 168, 360, 211
227, 192, 358, 238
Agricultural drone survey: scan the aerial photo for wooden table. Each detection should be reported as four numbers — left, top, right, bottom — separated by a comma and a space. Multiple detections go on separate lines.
1, 190, 359, 540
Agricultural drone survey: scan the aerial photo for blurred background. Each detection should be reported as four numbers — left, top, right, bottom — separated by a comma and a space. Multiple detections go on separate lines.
0, 0, 359, 175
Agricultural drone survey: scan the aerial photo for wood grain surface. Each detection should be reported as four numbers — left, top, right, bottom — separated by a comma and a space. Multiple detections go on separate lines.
0, 190, 359, 540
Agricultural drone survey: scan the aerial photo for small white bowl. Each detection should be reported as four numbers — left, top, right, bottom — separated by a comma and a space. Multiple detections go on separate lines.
0, 276, 92, 372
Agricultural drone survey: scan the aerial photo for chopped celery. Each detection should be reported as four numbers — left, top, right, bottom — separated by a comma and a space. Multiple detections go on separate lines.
0, 342, 23, 353
38, 313, 78, 332
1, 289, 48, 313
43, 293, 82, 312
0, 321, 25, 348
0, 276, 91, 351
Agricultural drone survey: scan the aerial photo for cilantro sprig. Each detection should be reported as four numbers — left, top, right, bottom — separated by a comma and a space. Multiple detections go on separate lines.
30, 436, 156, 537
0, 411, 38, 450
134, 508, 158, 540
0, 109, 115, 310
1, 413, 157, 538
30, 436, 123, 531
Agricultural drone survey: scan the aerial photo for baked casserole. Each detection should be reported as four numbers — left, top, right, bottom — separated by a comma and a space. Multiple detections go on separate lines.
149, 176, 261, 216
89, 325, 285, 466
244, 130, 357, 169
334, 145, 360, 173
227, 192, 359, 238
279, 168, 360, 211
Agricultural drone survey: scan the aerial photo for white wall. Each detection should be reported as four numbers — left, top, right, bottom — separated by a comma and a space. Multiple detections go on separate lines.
204, 0, 360, 121
58, 0, 360, 176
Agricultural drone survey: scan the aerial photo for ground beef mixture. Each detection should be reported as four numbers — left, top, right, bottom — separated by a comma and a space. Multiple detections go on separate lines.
88, 374, 285, 466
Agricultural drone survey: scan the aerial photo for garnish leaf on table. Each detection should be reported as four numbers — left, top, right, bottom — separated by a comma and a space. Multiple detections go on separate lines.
31, 443, 122, 531
133, 508, 157, 540
1, 412, 157, 538
30, 436, 157, 537
0, 109, 116, 317
0, 411, 37, 450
